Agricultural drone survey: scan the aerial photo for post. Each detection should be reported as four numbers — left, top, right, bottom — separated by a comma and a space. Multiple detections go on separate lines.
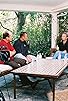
51, 12, 59, 48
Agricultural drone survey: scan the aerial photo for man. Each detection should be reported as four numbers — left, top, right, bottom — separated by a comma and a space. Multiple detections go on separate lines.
13, 32, 42, 88
53, 32, 68, 59
0, 31, 15, 57
0, 31, 26, 67
13, 32, 32, 63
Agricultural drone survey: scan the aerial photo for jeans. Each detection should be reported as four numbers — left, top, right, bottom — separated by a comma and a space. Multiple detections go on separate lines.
53, 51, 68, 59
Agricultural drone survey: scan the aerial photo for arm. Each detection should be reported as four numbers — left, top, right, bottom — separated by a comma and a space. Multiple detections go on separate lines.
66, 43, 68, 53
8, 42, 16, 57
13, 41, 22, 53
10, 50, 16, 57
56, 45, 59, 50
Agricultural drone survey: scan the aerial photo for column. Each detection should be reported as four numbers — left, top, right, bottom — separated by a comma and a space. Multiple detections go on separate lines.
51, 12, 59, 48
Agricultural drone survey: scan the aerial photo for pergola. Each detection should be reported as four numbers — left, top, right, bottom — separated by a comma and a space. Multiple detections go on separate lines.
0, 0, 68, 48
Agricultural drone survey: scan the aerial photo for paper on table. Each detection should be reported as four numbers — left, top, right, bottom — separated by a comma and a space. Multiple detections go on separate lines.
0, 64, 12, 72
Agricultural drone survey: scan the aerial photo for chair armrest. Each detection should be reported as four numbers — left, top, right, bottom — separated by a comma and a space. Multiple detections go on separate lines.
50, 48, 57, 56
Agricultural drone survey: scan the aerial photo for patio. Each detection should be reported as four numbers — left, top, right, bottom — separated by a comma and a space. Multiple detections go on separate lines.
0, 73, 68, 101
0, 0, 68, 101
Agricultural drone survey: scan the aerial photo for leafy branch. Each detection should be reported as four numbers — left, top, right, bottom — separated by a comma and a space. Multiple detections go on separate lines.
0, 21, 12, 32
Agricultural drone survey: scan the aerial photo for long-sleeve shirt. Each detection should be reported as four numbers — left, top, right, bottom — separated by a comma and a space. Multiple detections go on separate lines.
13, 39, 29, 56
58, 40, 68, 53
0, 39, 14, 51
0, 39, 15, 63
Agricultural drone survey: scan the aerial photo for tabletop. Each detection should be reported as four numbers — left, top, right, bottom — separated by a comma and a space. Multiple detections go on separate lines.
11, 59, 68, 78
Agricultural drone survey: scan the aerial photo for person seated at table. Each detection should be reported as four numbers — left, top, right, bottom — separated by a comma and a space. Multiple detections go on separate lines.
0, 31, 26, 67
0, 31, 15, 58
13, 31, 32, 63
53, 32, 68, 59
13, 31, 44, 88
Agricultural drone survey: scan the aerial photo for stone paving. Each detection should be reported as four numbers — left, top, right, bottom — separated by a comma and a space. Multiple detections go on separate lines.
0, 73, 68, 101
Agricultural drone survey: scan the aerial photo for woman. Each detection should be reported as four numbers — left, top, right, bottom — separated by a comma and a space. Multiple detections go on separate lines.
53, 32, 68, 59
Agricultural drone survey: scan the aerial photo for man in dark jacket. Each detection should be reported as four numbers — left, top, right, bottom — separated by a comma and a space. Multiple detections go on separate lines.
13, 32, 41, 88
13, 32, 32, 63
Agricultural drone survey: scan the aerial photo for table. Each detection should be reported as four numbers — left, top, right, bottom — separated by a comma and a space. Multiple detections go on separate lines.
11, 59, 68, 101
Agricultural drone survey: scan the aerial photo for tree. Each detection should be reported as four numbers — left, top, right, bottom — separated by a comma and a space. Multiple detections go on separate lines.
15, 12, 31, 35
57, 11, 68, 43
0, 11, 17, 39
58, 11, 68, 34
22, 12, 51, 56
0, 11, 52, 56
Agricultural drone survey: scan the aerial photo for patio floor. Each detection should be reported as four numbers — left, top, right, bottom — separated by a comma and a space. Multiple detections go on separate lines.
0, 73, 68, 101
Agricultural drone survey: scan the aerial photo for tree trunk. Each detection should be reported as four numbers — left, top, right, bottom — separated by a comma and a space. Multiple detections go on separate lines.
16, 12, 25, 34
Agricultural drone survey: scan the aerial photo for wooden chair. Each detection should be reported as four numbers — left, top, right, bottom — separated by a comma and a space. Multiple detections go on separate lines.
50, 48, 57, 56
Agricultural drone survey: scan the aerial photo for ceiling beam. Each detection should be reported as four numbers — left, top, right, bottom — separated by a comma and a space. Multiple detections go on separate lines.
52, 1, 68, 12
0, 1, 68, 13
0, 4, 52, 12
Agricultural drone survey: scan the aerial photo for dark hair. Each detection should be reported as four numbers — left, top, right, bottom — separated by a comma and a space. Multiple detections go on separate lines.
3, 32, 9, 39
20, 32, 27, 38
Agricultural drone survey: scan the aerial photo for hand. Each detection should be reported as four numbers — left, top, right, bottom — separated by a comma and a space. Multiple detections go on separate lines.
26, 55, 32, 63
63, 50, 67, 53
56, 45, 59, 50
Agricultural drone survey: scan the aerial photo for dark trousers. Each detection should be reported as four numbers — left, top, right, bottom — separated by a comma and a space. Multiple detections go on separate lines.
5, 58, 26, 69
5, 58, 31, 84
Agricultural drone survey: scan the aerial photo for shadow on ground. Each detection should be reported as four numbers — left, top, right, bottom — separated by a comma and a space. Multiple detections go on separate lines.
0, 73, 68, 101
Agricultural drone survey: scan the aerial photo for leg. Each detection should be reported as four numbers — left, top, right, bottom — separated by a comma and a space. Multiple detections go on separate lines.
0, 89, 5, 101
19, 75, 32, 86
13, 74, 16, 99
14, 58, 26, 66
52, 79, 55, 101
3, 76, 11, 101
53, 51, 59, 59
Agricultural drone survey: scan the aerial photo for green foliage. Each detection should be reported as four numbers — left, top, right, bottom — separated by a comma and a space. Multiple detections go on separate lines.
0, 11, 17, 34
0, 10, 68, 57
0, 32, 2, 39
57, 11, 68, 44
22, 13, 51, 56
0, 11, 51, 56
58, 11, 68, 34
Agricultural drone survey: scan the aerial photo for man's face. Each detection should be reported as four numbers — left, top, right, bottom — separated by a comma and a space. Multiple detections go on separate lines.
61, 33, 67, 41
7, 32, 13, 42
22, 33, 28, 41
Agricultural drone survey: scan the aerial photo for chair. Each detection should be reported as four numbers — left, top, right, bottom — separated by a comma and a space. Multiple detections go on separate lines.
50, 48, 57, 56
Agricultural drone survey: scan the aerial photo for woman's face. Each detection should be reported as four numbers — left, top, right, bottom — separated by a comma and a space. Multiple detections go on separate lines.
61, 33, 67, 41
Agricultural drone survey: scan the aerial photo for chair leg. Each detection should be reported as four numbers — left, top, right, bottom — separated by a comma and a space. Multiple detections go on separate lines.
0, 89, 6, 101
